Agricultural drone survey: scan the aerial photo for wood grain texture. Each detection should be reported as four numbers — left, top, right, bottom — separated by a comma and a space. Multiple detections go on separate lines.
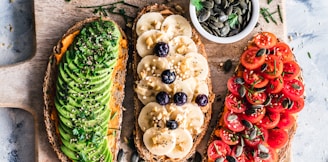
0, 0, 288, 161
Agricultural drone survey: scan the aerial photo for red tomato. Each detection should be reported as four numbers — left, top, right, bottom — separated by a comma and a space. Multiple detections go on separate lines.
266, 76, 284, 94
262, 55, 284, 79
219, 128, 240, 145
243, 126, 268, 148
225, 94, 247, 113
284, 98, 305, 114
241, 47, 266, 70
258, 111, 280, 129
207, 140, 231, 161
230, 146, 247, 162
243, 69, 269, 88
282, 61, 301, 80
282, 79, 305, 101
242, 106, 266, 124
267, 128, 288, 149
269, 42, 293, 62
227, 77, 243, 96
253, 32, 277, 49
254, 145, 278, 162
277, 113, 296, 129
224, 112, 246, 132
266, 94, 285, 113
246, 91, 267, 105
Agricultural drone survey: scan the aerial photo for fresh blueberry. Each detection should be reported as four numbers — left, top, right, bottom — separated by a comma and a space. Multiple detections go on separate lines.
195, 94, 208, 106
173, 92, 187, 106
156, 91, 170, 105
154, 42, 169, 57
161, 70, 176, 84
166, 120, 178, 130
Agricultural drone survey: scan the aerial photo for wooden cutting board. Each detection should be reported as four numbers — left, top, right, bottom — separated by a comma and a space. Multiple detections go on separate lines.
0, 0, 287, 161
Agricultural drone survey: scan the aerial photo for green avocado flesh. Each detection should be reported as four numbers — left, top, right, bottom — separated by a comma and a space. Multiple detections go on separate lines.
55, 19, 121, 162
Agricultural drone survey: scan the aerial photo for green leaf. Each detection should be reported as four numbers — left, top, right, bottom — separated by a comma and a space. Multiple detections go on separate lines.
228, 13, 239, 28
191, 0, 203, 11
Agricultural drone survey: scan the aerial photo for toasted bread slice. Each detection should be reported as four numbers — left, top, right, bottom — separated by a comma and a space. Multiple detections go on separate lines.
132, 4, 214, 161
43, 17, 128, 161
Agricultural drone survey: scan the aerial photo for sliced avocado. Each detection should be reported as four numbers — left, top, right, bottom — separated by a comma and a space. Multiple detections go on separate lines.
61, 145, 79, 160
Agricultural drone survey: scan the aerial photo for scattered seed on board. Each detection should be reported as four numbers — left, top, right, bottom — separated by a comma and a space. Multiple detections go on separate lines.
117, 149, 123, 162
131, 151, 140, 162
223, 59, 233, 73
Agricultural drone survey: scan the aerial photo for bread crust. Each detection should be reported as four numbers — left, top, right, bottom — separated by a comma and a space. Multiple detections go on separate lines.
43, 17, 128, 162
132, 4, 214, 162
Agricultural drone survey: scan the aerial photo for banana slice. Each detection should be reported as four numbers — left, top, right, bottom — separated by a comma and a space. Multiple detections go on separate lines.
138, 102, 168, 132
166, 128, 193, 159
195, 80, 209, 97
135, 76, 172, 105
161, 15, 192, 38
168, 36, 197, 55
172, 78, 197, 102
136, 12, 164, 36
137, 55, 170, 79
136, 30, 169, 57
167, 54, 192, 80
166, 104, 187, 128
181, 103, 205, 135
143, 127, 176, 156
185, 52, 209, 81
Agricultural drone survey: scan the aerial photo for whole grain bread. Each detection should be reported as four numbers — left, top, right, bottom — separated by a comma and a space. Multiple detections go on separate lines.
43, 17, 128, 161
132, 4, 215, 162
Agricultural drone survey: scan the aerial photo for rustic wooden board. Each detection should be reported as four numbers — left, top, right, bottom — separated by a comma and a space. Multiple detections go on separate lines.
0, 0, 287, 161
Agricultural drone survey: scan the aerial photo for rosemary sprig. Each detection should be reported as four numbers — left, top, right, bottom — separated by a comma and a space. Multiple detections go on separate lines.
260, 8, 277, 25
277, 5, 283, 23
267, 0, 273, 4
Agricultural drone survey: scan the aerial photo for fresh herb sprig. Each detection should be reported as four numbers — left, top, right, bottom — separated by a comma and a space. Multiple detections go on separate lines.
228, 13, 239, 28
191, 0, 203, 11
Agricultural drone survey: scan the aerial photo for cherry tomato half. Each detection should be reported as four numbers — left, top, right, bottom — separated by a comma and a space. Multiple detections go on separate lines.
267, 128, 288, 149
219, 128, 240, 145
243, 69, 269, 88
253, 32, 277, 49
266, 94, 286, 113
277, 113, 296, 129
258, 111, 280, 129
225, 94, 247, 113
284, 98, 305, 114
243, 126, 268, 148
254, 145, 277, 162
241, 106, 266, 124
282, 79, 305, 101
224, 112, 246, 132
269, 42, 293, 62
266, 76, 284, 94
241, 47, 266, 70
282, 61, 301, 80
230, 145, 247, 162
227, 77, 243, 96
262, 55, 284, 79
246, 91, 267, 105
207, 140, 231, 161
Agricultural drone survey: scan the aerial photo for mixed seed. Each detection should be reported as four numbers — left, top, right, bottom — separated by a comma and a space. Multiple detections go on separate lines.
196, 0, 253, 37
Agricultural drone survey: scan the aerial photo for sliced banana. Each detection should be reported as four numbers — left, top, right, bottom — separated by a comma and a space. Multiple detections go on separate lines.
138, 102, 169, 132
143, 127, 176, 156
171, 78, 197, 102
166, 104, 188, 128
166, 128, 193, 159
135, 76, 172, 105
168, 36, 197, 55
181, 103, 204, 135
185, 52, 209, 81
137, 55, 170, 79
161, 15, 192, 38
136, 12, 164, 36
167, 54, 192, 80
194, 80, 209, 97
136, 30, 169, 57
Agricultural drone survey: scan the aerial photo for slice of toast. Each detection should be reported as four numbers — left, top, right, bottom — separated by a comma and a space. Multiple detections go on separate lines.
43, 17, 128, 161
132, 4, 214, 161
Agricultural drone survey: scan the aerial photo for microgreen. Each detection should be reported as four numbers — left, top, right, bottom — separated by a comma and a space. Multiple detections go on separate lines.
191, 0, 203, 11
228, 13, 239, 28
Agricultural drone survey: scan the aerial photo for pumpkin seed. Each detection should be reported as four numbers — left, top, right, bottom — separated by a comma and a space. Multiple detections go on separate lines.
214, 0, 221, 4
245, 108, 256, 115
287, 100, 294, 109
220, 24, 230, 36
260, 63, 268, 72
241, 119, 253, 128
240, 137, 245, 147
203, 0, 215, 9
263, 95, 272, 106
226, 155, 237, 162
258, 144, 269, 153
249, 128, 257, 140
251, 104, 263, 109
235, 77, 245, 85
219, 15, 229, 22
259, 152, 270, 159
282, 98, 290, 108
117, 149, 123, 162
198, 9, 211, 22
227, 114, 238, 121
238, 86, 246, 98
215, 157, 225, 162
235, 145, 243, 157
256, 48, 267, 57
131, 151, 139, 162
223, 59, 233, 72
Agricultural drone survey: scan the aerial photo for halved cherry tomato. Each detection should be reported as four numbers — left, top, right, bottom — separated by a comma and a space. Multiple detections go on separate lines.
243, 69, 269, 88
284, 98, 305, 114
267, 128, 288, 149
282, 61, 301, 80
243, 126, 268, 148
219, 128, 240, 145
277, 113, 296, 129
241, 47, 266, 70
254, 145, 277, 162
225, 94, 247, 113
230, 146, 247, 162
207, 140, 231, 161
253, 32, 277, 49
269, 42, 293, 62
241, 106, 266, 124
258, 111, 280, 129
246, 91, 267, 105
282, 79, 304, 101
266, 94, 286, 113
262, 55, 284, 79
227, 77, 243, 96
224, 112, 245, 132
266, 76, 284, 94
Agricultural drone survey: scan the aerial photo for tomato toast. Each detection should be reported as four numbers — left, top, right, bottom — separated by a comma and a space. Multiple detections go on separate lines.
206, 32, 305, 162
132, 4, 214, 161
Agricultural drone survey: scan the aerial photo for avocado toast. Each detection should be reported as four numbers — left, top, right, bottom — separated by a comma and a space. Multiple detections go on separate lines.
43, 17, 128, 162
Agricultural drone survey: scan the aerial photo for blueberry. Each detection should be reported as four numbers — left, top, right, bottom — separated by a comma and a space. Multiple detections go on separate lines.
195, 94, 208, 106
156, 91, 170, 105
166, 120, 178, 130
161, 70, 176, 84
173, 92, 187, 106
154, 42, 169, 57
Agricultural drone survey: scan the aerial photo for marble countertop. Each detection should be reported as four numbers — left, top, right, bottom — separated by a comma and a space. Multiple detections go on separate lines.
0, 0, 327, 161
